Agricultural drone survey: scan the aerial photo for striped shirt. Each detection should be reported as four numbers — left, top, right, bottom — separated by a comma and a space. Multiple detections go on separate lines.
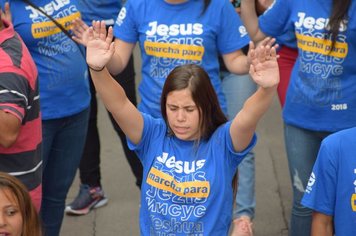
0, 19, 42, 191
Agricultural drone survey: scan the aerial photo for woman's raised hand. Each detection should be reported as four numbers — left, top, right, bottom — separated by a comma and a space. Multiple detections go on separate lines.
86, 20, 115, 71
71, 18, 90, 46
248, 39, 279, 88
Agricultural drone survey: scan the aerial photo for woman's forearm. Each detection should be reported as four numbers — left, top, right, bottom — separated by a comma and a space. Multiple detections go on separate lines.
241, 0, 266, 42
311, 212, 333, 236
106, 52, 125, 76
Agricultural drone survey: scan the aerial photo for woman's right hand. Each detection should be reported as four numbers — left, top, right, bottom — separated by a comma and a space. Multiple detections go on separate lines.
86, 20, 115, 71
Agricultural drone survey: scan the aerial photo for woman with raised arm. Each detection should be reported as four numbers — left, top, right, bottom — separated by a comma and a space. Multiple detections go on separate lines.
85, 23, 279, 235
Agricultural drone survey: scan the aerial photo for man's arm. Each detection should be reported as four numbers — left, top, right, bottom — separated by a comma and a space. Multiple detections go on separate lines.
0, 110, 21, 148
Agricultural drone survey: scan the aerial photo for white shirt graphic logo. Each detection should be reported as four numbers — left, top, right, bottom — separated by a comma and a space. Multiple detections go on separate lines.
116, 7, 126, 26
305, 172, 316, 194
239, 26, 247, 37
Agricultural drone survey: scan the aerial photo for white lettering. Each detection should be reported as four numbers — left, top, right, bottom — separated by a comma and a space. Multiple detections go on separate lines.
331, 103, 348, 111
156, 152, 206, 174
146, 21, 203, 36
295, 12, 347, 32
26, 0, 70, 18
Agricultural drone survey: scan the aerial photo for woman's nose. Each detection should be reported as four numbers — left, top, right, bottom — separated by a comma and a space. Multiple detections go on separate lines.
177, 109, 186, 121
0, 213, 6, 228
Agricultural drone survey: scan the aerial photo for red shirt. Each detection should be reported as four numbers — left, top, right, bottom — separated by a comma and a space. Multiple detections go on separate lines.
0, 19, 42, 192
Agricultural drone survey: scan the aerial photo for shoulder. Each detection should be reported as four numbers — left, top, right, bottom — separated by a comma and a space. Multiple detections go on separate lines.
116, 0, 148, 21
327, 127, 356, 140
322, 127, 356, 154
141, 113, 167, 137
209, 122, 230, 144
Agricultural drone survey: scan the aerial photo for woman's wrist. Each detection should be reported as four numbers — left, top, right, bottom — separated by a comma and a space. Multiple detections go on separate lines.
88, 64, 105, 72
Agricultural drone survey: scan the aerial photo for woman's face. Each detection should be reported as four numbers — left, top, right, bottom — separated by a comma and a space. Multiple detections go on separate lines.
166, 88, 200, 141
0, 189, 23, 236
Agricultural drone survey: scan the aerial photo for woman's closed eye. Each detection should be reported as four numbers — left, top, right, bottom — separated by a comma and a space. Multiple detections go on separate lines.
168, 105, 178, 111
167, 104, 197, 113
185, 107, 196, 112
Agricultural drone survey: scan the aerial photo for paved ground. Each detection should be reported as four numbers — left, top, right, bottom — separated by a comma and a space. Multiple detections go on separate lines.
61, 49, 292, 236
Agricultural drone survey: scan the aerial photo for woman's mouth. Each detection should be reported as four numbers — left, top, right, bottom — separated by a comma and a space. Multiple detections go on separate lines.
173, 126, 189, 134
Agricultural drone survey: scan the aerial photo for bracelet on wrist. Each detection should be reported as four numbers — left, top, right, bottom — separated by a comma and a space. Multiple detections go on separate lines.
88, 65, 105, 72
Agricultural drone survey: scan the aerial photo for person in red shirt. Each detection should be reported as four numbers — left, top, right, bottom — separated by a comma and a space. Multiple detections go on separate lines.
0, 9, 42, 211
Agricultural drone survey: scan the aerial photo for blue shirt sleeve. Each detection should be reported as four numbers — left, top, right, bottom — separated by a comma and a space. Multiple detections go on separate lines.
222, 121, 257, 166
217, 0, 250, 54
113, 0, 138, 43
258, 0, 293, 38
301, 140, 337, 216
127, 113, 167, 163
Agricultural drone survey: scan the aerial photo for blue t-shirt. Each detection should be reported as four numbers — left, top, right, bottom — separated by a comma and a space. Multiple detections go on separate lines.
1, 0, 90, 120
275, 30, 296, 49
76, 0, 122, 26
128, 113, 256, 235
259, 0, 356, 132
114, 0, 250, 118
302, 127, 356, 236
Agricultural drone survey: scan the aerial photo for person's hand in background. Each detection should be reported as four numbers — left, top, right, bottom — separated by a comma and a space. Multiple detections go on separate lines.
0, 2, 11, 23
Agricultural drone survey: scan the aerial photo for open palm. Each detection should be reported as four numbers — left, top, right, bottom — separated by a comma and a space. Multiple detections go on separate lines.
249, 44, 279, 88
86, 21, 115, 71
72, 18, 90, 46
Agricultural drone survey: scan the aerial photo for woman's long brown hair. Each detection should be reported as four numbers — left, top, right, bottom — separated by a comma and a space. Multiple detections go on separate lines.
161, 64, 227, 140
202, 0, 211, 14
161, 64, 239, 203
327, 0, 351, 51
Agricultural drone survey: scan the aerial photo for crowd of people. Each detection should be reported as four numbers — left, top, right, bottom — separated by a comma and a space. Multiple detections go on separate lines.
0, 0, 355, 235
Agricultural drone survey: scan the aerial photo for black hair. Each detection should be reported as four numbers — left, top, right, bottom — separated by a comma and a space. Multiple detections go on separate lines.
202, 0, 211, 14
327, 0, 351, 51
